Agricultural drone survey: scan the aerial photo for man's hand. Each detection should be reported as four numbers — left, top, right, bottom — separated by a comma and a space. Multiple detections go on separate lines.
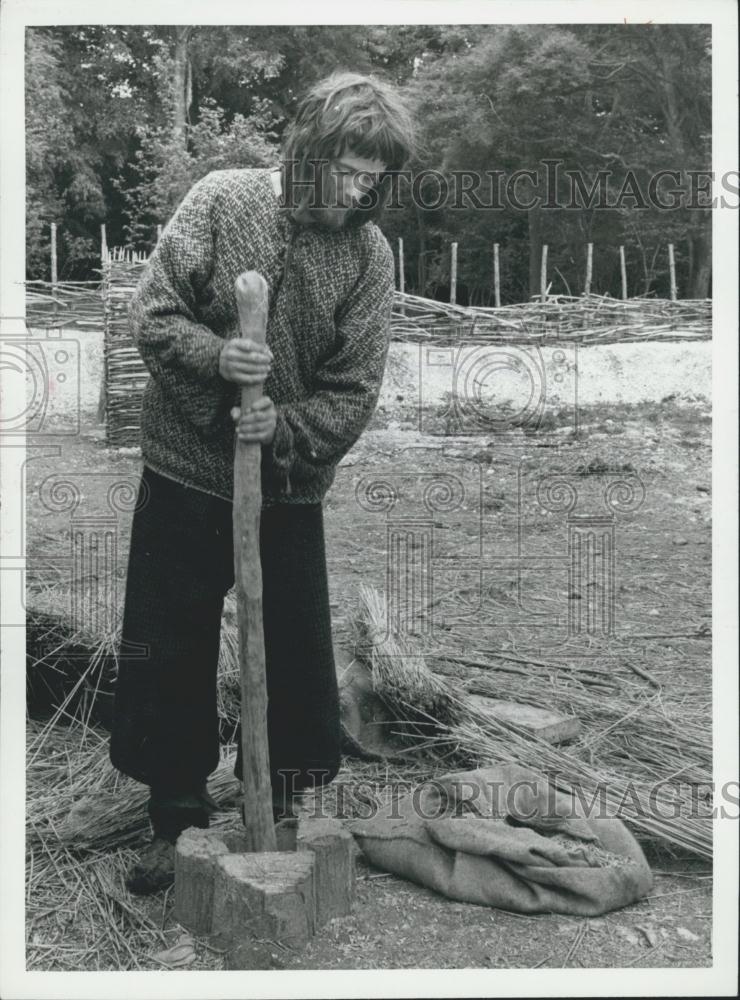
231, 396, 278, 445
219, 338, 273, 385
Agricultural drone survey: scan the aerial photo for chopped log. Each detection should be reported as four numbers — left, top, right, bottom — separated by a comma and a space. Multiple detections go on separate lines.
296, 819, 356, 924
212, 852, 316, 951
174, 828, 231, 935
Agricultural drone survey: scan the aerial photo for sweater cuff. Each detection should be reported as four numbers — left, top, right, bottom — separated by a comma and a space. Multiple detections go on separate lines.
196, 332, 226, 381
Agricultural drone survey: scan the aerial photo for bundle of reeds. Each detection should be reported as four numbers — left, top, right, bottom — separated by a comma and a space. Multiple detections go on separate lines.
353, 583, 462, 736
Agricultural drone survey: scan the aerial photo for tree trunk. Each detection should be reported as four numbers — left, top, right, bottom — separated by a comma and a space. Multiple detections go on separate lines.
172, 26, 193, 143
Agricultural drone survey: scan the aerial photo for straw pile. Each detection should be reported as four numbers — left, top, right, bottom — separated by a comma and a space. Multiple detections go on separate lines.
27, 574, 712, 861
351, 586, 713, 861
25, 565, 710, 968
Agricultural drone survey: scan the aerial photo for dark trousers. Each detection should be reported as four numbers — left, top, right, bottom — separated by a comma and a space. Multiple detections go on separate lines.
109, 465, 341, 799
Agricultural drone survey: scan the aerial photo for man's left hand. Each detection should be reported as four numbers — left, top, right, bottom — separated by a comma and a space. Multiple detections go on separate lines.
231, 396, 277, 444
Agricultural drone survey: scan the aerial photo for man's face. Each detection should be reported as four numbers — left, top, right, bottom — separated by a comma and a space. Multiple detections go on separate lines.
311, 151, 387, 230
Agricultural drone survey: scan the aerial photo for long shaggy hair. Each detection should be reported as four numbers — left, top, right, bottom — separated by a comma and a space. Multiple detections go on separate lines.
280, 71, 418, 230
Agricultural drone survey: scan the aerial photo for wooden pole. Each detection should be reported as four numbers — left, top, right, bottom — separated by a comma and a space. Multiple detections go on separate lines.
540, 244, 548, 303
398, 237, 405, 316
668, 243, 677, 301
450, 241, 458, 305
50, 223, 58, 286
98, 223, 109, 426
584, 242, 593, 296
493, 243, 501, 308
157, 224, 163, 244
619, 245, 627, 300
233, 271, 277, 853
50, 223, 58, 325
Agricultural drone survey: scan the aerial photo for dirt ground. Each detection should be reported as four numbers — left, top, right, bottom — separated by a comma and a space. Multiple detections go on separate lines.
23, 394, 713, 971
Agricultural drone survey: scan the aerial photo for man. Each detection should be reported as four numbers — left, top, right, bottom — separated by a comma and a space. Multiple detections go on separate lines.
109, 71, 416, 894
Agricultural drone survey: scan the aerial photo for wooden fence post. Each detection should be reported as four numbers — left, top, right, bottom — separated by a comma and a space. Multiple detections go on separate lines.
493, 243, 501, 308
157, 224, 163, 244
450, 242, 458, 305
619, 245, 627, 300
50, 223, 58, 324
98, 223, 112, 427
50, 223, 58, 286
398, 237, 405, 316
584, 242, 593, 296
668, 243, 677, 301
540, 244, 548, 303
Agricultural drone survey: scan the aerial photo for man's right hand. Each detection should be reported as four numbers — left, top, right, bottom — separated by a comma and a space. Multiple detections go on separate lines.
219, 338, 273, 385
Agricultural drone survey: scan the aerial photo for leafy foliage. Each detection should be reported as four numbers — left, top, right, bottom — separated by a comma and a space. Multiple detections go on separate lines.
25, 24, 711, 298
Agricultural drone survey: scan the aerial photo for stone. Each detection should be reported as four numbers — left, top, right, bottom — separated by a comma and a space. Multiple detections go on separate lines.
467, 694, 581, 744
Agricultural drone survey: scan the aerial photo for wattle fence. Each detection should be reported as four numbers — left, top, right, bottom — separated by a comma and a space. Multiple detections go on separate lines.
24, 247, 712, 447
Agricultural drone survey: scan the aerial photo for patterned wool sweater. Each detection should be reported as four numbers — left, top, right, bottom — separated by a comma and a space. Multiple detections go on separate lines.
129, 168, 395, 504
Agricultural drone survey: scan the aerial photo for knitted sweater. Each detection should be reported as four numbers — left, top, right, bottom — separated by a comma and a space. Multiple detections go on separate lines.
129, 168, 395, 504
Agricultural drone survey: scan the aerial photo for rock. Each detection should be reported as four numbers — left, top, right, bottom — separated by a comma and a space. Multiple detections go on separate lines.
676, 926, 700, 942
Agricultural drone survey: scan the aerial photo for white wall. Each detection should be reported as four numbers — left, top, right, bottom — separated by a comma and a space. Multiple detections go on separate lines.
26, 328, 711, 423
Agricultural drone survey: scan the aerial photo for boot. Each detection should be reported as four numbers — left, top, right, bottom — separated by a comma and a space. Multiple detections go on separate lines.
125, 784, 218, 895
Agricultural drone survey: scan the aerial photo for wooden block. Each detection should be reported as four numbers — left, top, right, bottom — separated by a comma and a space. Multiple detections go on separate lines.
174, 828, 231, 936
467, 694, 580, 744
212, 851, 316, 951
296, 818, 356, 925
223, 818, 298, 854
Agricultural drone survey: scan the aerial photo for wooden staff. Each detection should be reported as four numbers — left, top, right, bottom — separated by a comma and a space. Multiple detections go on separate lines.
450, 241, 458, 305
584, 242, 593, 296
493, 243, 501, 307
233, 271, 277, 852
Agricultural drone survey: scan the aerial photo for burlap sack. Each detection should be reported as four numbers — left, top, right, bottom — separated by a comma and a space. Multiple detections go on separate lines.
348, 763, 652, 915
